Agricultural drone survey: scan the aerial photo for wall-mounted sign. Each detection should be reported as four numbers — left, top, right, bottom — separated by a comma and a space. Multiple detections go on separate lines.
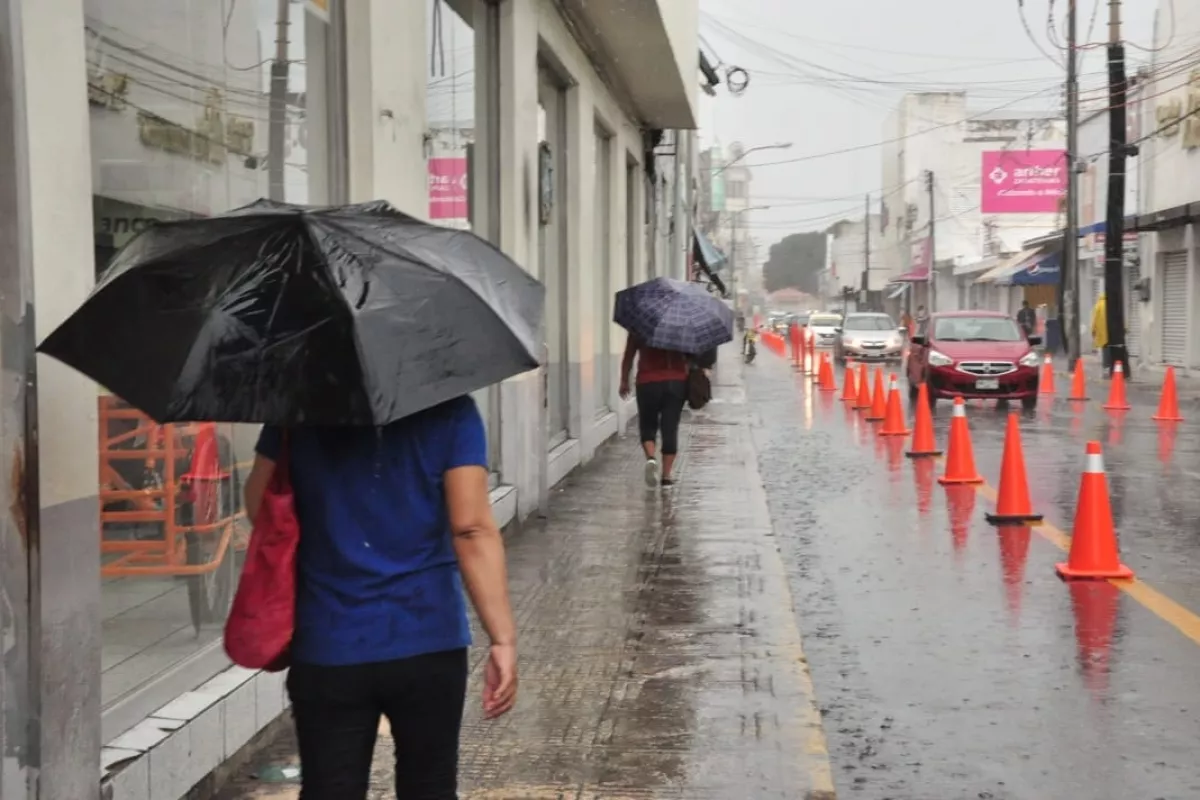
1156, 70, 1200, 149
427, 157, 469, 220
980, 149, 1067, 214
137, 89, 255, 164
88, 69, 129, 111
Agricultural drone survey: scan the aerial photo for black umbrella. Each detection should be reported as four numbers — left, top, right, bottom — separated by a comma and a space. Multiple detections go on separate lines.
39, 200, 544, 425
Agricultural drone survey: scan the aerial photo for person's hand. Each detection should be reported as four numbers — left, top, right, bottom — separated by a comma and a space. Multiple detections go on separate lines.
619, 380, 631, 400
482, 643, 517, 718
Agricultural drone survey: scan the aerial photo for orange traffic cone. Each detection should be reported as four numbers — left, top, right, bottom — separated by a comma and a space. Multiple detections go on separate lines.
879, 375, 911, 436
865, 368, 887, 421
1039, 355, 1055, 394
1055, 441, 1134, 580
840, 363, 858, 402
853, 363, 872, 410
938, 397, 983, 485
818, 353, 837, 391
906, 383, 941, 457
985, 413, 1043, 525
1102, 361, 1131, 411
1067, 358, 1089, 401
1152, 366, 1184, 421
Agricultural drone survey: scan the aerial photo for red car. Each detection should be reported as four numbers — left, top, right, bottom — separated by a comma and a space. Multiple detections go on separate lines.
907, 310, 1042, 408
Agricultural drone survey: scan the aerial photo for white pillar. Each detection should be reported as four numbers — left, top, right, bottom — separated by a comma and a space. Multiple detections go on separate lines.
15, 0, 102, 792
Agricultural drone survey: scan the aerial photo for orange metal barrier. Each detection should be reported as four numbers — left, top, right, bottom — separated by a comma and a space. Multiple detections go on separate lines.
98, 396, 242, 579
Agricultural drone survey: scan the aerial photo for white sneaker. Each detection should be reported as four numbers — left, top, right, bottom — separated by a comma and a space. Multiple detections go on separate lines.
644, 458, 659, 487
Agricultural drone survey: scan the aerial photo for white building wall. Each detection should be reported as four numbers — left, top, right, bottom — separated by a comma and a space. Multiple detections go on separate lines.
1135, 0, 1200, 371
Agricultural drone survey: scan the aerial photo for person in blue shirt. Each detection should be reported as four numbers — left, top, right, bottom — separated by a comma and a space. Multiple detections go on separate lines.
243, 395, 517, 799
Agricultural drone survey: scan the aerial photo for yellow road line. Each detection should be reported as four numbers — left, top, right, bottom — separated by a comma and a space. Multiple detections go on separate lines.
920, 439, 1200, 648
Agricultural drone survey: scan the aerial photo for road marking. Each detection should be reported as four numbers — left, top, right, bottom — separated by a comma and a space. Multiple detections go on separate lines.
926, 444, 1200, 648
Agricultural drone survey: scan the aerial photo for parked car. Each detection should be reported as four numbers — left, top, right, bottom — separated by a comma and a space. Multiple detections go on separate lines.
807, 313, 843, 348
833, 313, 905, 364
906, 310, 1042, 408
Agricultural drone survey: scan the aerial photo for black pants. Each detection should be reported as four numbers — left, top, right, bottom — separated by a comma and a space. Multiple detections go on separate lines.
287, 648, 468, 799
636, 380, 687, 456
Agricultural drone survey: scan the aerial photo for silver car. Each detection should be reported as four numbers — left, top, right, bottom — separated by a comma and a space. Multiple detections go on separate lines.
807, 313, 842, 348
834, 313, 905, 364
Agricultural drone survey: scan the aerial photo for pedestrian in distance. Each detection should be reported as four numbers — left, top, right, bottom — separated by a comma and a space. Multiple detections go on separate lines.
1017, 300, 1037, 340
1092, 293, 1110, 374
243, 397, 518, 799
620, 333, 690, 488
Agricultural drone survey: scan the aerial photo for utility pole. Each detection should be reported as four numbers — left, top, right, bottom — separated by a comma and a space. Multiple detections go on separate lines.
267, 0, 291, 202
925, 170, 936, 313
863, 193, 871, 311
1063, 0, 1082, 363
1104, 0, 1129, 375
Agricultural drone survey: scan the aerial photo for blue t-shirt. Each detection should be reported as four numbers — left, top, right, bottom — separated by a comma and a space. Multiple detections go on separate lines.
254, 396, 487, 666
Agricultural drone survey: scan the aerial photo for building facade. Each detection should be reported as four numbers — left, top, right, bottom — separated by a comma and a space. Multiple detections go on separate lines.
1133, 0, 1200, 372
0, 0, 699, 797
880, 92, 1065, 317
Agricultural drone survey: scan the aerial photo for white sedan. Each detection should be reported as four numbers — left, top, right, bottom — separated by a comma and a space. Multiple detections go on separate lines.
807, 313, 842, 348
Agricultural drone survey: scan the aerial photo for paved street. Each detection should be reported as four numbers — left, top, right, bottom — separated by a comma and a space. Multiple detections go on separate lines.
219, 345, 1200, 799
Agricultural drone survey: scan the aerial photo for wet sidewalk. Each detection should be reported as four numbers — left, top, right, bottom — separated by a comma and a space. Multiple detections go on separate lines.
217, 357, 835, 799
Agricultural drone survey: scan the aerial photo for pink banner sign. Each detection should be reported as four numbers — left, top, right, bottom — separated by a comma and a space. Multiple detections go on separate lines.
428, 157, 468, 220
980, 150, 1067, 214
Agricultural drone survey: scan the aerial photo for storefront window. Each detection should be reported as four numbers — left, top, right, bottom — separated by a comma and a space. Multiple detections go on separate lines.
426, 0, 501, 473
86, 0, 345, 735
594, 125, 612, 414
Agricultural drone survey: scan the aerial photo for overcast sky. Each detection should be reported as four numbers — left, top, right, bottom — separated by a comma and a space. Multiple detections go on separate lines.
698, 0, 1160, 252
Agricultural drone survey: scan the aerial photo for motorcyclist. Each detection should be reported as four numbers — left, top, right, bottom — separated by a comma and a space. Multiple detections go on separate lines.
742, 326, 758, 362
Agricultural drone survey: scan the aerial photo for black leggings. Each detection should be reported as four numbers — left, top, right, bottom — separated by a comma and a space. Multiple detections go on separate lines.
287, 648, 468, 799
636, 380, 687, 456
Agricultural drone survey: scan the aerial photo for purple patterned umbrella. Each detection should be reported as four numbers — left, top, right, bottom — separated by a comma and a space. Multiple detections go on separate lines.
612, 277, 733, 355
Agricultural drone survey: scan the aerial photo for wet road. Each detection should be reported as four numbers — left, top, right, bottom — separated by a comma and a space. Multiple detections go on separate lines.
748, 350, 1200, 799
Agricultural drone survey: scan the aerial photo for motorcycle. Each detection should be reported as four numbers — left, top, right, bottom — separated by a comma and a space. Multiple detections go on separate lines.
743, 336, 757, 364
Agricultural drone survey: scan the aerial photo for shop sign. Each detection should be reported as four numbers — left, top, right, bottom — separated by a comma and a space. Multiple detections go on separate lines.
1155, 70, 1200, 150
88, 69, 129, 111
137, 90, 255, 164
428, 157, 469, 220
980, 149, 1067, 214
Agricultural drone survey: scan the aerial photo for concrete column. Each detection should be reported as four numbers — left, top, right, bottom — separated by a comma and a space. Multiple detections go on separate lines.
495, 0, 541, 518
564, 81, 591, 443
1185, 223, 1196, 370
15, 0, 102, 794
344, 0, 427, 215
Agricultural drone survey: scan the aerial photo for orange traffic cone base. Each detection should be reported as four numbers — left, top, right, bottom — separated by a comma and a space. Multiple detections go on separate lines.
1055, 560, 1133, 581
938, 473, 983, 486
905, 447, 942, 458
1153, 412, 1184, 421
986, 510, 1044, 526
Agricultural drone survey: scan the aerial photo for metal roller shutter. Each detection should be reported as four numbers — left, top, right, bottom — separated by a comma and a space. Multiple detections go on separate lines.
1126, 260, 1141, 358
1161, 252, 1188, 366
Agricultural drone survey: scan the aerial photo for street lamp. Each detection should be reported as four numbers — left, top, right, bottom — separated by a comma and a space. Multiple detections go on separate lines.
711, 142, 793, 177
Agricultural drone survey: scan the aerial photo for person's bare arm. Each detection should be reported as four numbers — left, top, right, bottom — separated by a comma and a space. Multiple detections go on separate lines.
619, 334, 637, 398
445, 464, 517, 717
243, 454, 276, 520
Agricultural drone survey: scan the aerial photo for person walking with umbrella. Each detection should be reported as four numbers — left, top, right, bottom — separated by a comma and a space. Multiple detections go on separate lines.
614, 278, 733, 488
39, 200, 546, 798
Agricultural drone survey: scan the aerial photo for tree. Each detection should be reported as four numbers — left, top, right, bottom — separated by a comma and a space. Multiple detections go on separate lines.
762, 232, 826, 294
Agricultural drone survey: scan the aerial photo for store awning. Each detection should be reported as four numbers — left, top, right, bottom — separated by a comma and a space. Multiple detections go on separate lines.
892, 267, 930, 282
886, 283, 910, 299
1009, 252, 1061, 285
975, 248, 1041, 284
693, 226, 727, 272
953, 255, 1001, 278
